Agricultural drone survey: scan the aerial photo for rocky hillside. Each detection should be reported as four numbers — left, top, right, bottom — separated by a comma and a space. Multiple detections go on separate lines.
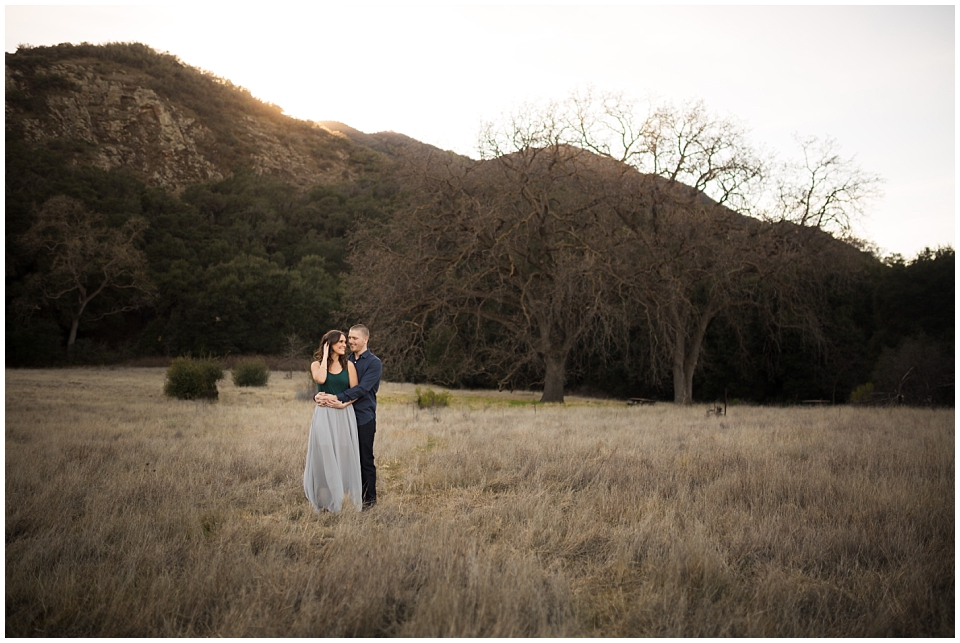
5, 43, 385, 191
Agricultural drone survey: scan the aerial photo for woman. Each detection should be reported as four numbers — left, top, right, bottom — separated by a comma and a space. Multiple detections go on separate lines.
303, 330, 363, 513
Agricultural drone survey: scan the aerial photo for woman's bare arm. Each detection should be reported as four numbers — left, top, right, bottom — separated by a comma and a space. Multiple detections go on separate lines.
311, 343, 330, 384
311, 360, 327, 384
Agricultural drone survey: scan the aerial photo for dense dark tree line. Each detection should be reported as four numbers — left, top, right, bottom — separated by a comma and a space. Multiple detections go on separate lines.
867, 248, 954, 405
6, 138, 397, 363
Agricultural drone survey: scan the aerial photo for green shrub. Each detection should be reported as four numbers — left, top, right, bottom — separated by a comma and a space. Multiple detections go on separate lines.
232, 358, 270, 387
415, 387, 452, 408
849, 382, 874, 405
164, 357, 223, 400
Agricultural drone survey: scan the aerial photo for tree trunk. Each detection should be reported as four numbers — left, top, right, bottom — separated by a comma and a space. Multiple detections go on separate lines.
67, 294, 92, 353
671, 307, 717, 404
67, 317, 80, 352
672, 344, 693, 404
541, 353, 566, 403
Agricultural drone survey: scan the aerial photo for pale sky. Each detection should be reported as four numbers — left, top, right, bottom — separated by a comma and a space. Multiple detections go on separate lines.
5, 3, 955, 258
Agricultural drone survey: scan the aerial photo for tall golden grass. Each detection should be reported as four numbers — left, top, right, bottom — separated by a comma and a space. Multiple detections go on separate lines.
5, 368, 954, 636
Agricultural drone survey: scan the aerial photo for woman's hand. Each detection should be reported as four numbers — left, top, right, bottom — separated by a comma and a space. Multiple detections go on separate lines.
321, 342, 329, 363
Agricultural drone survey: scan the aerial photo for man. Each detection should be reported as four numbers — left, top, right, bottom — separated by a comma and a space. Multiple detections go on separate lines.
315, 324, 382, 508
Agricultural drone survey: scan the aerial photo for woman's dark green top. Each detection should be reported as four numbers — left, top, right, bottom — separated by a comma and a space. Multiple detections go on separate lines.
317, 367, 350, 395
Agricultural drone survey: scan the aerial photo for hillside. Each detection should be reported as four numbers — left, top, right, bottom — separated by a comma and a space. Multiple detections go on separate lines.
5, 42, 397, 190
5, 42, 952, 405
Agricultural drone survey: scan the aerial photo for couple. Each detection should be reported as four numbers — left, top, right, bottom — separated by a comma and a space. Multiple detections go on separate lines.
303, 324, 382, 513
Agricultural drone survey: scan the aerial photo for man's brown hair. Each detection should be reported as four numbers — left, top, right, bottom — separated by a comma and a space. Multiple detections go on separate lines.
350, 324, 370, 339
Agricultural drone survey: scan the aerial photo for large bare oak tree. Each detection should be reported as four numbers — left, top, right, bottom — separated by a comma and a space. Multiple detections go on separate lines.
348, 141, 620, 402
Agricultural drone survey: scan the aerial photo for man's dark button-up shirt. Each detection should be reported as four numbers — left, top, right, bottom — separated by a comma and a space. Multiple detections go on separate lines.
336, 349, 382, 426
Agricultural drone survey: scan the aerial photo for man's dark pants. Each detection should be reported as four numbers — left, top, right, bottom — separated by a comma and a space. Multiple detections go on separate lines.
357, 418, 377, 506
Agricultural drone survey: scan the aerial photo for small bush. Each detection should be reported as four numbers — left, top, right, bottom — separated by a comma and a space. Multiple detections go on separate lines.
849, 382, 874, 404
164, 357, 223, 400
232, 358, 270, 387
415, 387, 452, 408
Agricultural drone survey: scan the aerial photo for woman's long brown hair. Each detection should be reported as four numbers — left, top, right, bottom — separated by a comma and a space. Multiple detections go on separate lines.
313, 330, 349, 371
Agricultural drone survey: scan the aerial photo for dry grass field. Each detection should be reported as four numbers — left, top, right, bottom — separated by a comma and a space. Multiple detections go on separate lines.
5, 367, 954, 636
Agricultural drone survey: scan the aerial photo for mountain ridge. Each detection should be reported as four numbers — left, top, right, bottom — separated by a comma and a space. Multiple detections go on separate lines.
5, 42, 448, 192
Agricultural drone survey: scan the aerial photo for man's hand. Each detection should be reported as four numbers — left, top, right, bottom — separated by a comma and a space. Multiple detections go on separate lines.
315, 392, 339, 407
